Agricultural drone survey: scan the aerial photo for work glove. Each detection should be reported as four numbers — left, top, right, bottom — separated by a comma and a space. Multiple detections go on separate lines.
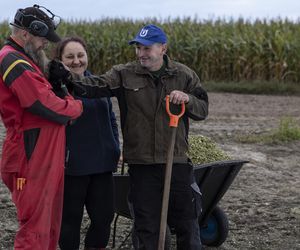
47, 60, 73, 98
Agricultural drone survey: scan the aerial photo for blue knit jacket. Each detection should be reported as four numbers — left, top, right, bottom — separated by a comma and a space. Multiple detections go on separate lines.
65, 72, 120, 175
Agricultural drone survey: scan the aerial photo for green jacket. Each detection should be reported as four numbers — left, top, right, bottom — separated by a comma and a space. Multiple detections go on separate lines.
74, 56, 208, 164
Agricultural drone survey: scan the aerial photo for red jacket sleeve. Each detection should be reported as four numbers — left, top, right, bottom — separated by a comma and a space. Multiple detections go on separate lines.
1, 52, 82, 124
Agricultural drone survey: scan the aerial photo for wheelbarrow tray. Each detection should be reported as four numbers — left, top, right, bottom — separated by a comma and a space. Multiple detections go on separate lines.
114, 159, 247, 224
112, 159, 248, 247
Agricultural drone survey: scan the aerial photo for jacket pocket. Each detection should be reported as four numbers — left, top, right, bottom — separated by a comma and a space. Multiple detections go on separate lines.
23, 128, 40, 161
123, 79, 148, 91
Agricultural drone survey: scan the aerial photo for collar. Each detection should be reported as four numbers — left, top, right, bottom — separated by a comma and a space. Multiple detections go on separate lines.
134, 55, 178, 76
5, 36, 34, 61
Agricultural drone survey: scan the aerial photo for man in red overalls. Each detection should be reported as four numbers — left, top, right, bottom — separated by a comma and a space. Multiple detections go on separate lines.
0, 5, 83, 250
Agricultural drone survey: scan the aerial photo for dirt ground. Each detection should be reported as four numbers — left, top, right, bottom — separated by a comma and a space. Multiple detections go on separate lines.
0, 92, 300, 250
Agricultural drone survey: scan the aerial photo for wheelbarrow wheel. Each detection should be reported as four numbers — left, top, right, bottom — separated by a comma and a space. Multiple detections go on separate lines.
200, 205, 229, 247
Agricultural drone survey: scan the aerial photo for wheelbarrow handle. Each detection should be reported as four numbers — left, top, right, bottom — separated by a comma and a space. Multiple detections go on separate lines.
166, 95, 186, 127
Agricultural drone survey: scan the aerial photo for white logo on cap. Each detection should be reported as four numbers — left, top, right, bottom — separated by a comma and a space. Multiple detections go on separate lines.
139, 28, 148, 37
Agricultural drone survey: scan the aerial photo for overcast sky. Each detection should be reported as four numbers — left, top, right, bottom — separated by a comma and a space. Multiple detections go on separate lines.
0, 0, 299, 22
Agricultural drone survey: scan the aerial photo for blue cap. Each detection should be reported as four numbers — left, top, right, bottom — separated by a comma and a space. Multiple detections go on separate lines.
129, 24, 167, 46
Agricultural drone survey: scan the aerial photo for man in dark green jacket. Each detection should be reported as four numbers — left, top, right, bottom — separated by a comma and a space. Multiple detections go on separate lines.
71, 24, 208, 250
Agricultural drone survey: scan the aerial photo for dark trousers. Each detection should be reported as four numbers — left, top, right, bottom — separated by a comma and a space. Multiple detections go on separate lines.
59, 172, 115, 250
128, 163, 202, 250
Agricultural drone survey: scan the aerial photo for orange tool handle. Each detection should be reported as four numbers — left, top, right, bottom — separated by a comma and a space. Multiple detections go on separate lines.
166, 95, 185, 127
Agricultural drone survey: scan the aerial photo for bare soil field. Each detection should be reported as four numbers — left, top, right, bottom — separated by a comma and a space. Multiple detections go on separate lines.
1, 92, 300, 250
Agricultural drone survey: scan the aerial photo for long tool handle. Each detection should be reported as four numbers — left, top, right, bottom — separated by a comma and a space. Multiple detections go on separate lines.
158, 95, 185, 250
158, 127, 177, 250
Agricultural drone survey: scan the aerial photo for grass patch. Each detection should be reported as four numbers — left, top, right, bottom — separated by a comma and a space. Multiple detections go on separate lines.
203, 81, 300, 96
236, 117, 300, 144
188, 135, 230, 164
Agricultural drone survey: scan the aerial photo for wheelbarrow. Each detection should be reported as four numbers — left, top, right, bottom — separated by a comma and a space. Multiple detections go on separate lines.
112, 159, 248, 248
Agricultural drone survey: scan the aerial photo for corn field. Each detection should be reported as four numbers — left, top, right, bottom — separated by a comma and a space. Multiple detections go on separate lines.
1, 17, 300, 83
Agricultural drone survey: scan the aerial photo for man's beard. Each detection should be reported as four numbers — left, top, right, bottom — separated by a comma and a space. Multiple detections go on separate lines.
24, 42, 50, 75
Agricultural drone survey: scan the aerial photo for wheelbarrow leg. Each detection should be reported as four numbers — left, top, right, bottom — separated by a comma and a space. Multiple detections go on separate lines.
112, 214, 119, 248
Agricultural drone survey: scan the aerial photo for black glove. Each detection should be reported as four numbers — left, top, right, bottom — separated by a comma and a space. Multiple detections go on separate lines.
48, 60, 73, 98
